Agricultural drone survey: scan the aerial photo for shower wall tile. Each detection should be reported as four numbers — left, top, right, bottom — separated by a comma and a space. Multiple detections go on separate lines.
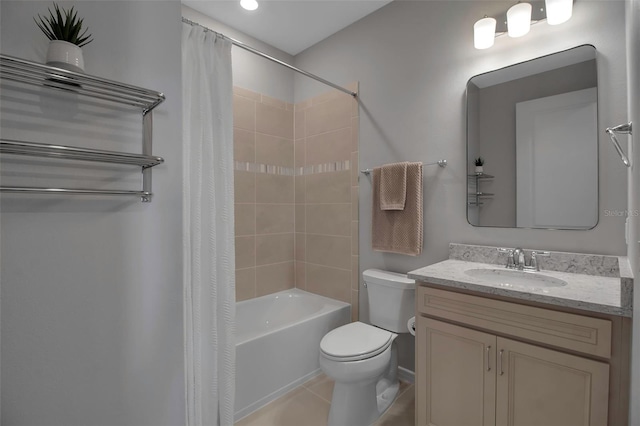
261, 94, 287, 110
295, 176, 306, 204
234, 128, 255, 163
351, 290, 359, 322
295, 261, 306, 290
295, 110, 306, 139
235, 236, 256, 269
305, 171, 351, 204
296, 98, 312, 111
351, 186, 359, 221
233, 94, 256, 132
306, 263, 351, 303
235, 171, 255, 204
256, 204, 294, 235
306, 234, 351, 270
352, 256, 359, 290
351, 151, 358, 186
304, 96, 351, 136
233, 87, 296, 300
295, 205, 305, 232
255, 133, 294, 168
351, 117, 359, 152
351, 221, 359, 255
256, 174, 294, 203
256, 233, 295, 266
234, 86, 262, 101
256, 102, 294, 139
305, 128, 351, 165
295, 85, 359, 321
295, 233, 306, 261
295, 140, 305, 168
256, 261, 295, 296
306, 204, 351, 236
236, 268, 256, 301
235, 203, 256, 236
311, 88, 344, 106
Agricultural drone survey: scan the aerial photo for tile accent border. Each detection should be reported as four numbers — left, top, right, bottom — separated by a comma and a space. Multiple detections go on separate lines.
235, 160, 350, 177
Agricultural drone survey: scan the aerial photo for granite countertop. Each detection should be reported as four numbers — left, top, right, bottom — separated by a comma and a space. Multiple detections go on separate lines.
408, 259, 633, 317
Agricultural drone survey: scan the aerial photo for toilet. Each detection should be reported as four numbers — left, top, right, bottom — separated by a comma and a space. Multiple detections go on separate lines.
319, 269, 415, 426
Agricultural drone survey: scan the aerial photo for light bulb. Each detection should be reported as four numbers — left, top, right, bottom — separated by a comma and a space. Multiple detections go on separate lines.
474, 17, 497, 49
507, 3, 532, 37
240, 0, 258, 11
545, 0, 572, 25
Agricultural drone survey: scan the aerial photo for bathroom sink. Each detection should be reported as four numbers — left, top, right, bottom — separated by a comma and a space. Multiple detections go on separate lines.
464, 268, 568, 290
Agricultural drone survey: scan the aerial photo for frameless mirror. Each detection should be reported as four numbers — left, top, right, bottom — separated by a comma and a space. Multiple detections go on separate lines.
467, 45, 598, 229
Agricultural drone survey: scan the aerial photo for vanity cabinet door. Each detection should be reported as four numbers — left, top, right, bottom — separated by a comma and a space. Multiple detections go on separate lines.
495, 337, 609, 426
417, 317, 496, 426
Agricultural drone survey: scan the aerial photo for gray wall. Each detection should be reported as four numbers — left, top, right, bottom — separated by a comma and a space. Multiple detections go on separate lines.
1, 1, 184, 424
474, 60, 597, 227
294, 0, 628, 371
626, 0, 640, 423
182, 5, 295, 103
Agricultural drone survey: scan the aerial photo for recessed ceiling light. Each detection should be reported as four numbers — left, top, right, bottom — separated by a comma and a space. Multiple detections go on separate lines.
240, 0, 258, 11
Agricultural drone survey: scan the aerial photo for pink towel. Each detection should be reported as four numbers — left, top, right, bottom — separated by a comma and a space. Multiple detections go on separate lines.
380, 162, 408, 210
372, 162, 423, 256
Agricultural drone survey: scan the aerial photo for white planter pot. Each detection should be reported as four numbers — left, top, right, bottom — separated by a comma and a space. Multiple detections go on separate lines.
475, 166, 484, 174
46, 40, 85, 73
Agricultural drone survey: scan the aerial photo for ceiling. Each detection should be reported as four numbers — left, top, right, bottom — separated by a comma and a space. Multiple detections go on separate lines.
182, 0, 392, 55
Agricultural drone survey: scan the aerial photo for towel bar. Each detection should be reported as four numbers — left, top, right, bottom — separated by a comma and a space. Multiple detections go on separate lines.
360, 159, 447, 175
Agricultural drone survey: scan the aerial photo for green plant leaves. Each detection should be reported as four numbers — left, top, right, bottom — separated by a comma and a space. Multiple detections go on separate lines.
34, 2, 93, 47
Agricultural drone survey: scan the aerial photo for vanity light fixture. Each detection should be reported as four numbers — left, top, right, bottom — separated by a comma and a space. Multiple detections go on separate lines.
474, 17, 497, 49
545, 0, 572, 25
240, 0, 259, 11
507, 3, 532, 37
474, 0, 573, 49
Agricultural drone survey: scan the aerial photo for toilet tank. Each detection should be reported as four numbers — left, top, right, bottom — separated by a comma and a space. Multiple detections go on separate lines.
363, 269, 415, 333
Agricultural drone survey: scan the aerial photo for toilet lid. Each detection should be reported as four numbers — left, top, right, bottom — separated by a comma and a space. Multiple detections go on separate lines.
320, 322, 393, 361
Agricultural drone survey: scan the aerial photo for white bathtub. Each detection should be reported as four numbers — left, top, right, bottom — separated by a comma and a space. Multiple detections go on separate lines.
235, 289, 350, 420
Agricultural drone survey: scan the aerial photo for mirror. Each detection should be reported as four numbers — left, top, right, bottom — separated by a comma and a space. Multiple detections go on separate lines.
467, 45, 598, 229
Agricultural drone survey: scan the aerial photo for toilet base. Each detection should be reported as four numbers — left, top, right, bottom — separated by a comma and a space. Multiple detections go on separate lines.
326, 343, 400, 426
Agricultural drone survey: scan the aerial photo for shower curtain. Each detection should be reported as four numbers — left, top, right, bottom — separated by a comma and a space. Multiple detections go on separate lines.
182, 23, 235, 426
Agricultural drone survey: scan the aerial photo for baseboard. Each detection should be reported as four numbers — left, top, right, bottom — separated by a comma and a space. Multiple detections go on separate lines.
398, 366, 415, 384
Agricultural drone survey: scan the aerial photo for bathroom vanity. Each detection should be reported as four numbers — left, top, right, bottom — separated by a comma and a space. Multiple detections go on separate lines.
409, 244, 632, 426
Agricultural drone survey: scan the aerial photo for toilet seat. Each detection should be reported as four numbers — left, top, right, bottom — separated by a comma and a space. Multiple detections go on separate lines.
320, 321, 394, 362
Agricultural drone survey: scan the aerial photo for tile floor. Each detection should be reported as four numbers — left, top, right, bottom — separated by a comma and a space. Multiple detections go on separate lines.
235, 374, 415, 426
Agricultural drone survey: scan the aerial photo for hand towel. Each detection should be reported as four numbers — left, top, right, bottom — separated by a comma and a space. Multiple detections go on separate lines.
380, 162, 408, 210
372, 162, 423, 256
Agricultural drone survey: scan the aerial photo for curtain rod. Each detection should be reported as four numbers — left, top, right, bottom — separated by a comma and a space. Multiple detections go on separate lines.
181, 17, 357, 98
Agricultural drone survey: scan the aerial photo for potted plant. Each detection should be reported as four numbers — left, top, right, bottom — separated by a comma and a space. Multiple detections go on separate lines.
475, 157, 484, 174
35, 3, 93, 73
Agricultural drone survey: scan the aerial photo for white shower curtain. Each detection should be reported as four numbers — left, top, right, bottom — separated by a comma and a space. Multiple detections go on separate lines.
182, 23, 236, 426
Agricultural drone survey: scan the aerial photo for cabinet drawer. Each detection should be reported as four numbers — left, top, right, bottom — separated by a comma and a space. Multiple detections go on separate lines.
417, 285, 612, 358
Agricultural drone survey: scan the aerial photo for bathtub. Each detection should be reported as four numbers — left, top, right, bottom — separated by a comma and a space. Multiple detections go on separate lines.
235, 289, 350, 420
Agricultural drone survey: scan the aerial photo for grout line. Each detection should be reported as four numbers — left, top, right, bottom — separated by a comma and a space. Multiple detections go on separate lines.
305, 233, 351, 238
303, 261, 351, 273
255, 260, 296, 268
303, 125, 353, 139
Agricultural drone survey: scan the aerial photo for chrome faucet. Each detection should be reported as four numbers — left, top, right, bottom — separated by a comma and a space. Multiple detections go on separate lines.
512, 248, 525, 270
497, 248, 550, 271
